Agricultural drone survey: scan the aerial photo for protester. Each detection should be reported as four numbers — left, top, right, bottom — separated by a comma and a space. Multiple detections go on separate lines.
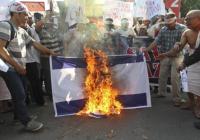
104, 18, 115, 33
147, 16, 165, 38
139, 18, 151, 36
143, 12, 186, 107
158, 10, 200, 116
101, 18, 115, 55
132, 17, 143, 36
23, 13, 45, 106
0, 2, 55, 131
39, 13, 63, 100
114, 18, 136, 54
34, 13, 45, 36
157, 10, 200, 129
63, 17, 89, 57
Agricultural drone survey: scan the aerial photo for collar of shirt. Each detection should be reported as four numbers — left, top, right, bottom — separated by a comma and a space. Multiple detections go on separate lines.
163, 23, 182, 31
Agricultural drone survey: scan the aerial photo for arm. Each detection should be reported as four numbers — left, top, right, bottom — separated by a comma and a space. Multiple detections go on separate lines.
24, 28, 57, 56
0, 39, 26, 75
143, 28, 163, 52
164, 30, 188, 57
32, 41, 56, 56
143, 41, 157, 52
158, 30, 188, 60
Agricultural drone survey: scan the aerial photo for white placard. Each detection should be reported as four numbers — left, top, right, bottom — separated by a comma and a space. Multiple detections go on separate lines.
103, 0, 133, 27
133, 0, 166, 19
180, 69, 188, 92
0, 58, 9, 72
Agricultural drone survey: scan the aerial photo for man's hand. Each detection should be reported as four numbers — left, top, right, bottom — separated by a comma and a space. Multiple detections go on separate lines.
173, 42, 181, 52
33, 41, 61, 56
157, 53, 167, 60
177, 63, 186, 72
15, 65, 26, 75
49, 50, 60, 56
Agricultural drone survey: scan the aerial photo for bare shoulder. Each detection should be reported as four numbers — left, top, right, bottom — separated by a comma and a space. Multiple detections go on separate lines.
183, 29, 197, 36
183, 29, 191, 34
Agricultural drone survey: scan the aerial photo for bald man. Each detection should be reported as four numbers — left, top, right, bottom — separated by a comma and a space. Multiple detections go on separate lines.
158, 10, 200, 118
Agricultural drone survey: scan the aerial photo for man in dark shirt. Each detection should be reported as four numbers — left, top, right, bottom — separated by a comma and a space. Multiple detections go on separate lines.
177, 44, 200, 71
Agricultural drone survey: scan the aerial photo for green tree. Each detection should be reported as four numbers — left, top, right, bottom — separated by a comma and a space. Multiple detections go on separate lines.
181, 0, 200, 17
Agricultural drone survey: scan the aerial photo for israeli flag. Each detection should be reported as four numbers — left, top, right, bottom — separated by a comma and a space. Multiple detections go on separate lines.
50, 55, 151, 117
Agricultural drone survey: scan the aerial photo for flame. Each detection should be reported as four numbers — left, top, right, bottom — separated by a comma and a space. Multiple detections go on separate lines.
79, 48, 122, 116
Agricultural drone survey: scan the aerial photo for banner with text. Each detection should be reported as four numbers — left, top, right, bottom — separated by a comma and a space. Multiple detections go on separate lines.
103, 0, 133, 27
0, 0, 13, 21
133, 0, 165, 19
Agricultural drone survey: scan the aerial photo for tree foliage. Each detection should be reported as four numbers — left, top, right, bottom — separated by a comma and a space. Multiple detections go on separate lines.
181, 0, 200, 17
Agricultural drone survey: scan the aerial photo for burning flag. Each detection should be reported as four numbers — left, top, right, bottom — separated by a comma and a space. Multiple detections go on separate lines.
50, 53, 151, 117
78, 48, 122, 117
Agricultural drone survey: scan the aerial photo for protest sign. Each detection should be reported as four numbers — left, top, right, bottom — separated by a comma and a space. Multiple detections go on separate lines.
103, 0, 133, 27
133, 0, 165, 19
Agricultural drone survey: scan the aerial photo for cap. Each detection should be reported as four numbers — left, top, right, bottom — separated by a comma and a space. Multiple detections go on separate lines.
9, 2, 29, 13
165, 12, 176, 24
104, 18, 113, 25
165, 12, 176, 18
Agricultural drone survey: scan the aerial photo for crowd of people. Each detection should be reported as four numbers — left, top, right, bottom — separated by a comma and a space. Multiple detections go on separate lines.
0, 1, 200, 132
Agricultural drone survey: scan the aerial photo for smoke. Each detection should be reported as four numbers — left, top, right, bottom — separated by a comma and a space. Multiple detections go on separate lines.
47, 0, 145, 57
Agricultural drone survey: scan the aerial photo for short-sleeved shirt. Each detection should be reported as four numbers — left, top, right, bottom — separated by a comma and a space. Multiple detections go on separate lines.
0, 21, 34, 68
155, 23, 186, 53
39, 26, 63, 54
26, 26, 40, 63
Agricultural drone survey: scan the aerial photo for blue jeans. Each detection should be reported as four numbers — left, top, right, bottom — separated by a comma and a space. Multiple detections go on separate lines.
0, 68, 30, 125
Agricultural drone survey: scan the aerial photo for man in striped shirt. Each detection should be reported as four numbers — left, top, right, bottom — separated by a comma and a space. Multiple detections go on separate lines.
0, 2, 55, 132
39, 16, 63, 99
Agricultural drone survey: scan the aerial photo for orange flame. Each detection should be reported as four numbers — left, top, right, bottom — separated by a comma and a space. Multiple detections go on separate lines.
79, 48, 122, 116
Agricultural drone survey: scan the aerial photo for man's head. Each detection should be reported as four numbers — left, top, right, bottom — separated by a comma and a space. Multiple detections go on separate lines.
104, 18, 114, 31
34, 13, 43, 23
164, 12, 177, 29
137, 17, 143, 25
34, 12, 44, 31
185, 10, 200, 31
27, 12, 33, 26
121, 18, 129, 30
9, 2, 29, 26
142, 18, 150, 27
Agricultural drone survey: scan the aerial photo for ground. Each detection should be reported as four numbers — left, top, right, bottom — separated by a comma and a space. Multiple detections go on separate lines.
0, 93, 200, 140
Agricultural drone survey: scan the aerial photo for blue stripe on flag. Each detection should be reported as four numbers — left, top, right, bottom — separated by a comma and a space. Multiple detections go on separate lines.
55, 93, 147, 116
118, 93, 147, 108
52, 55, 144, 70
